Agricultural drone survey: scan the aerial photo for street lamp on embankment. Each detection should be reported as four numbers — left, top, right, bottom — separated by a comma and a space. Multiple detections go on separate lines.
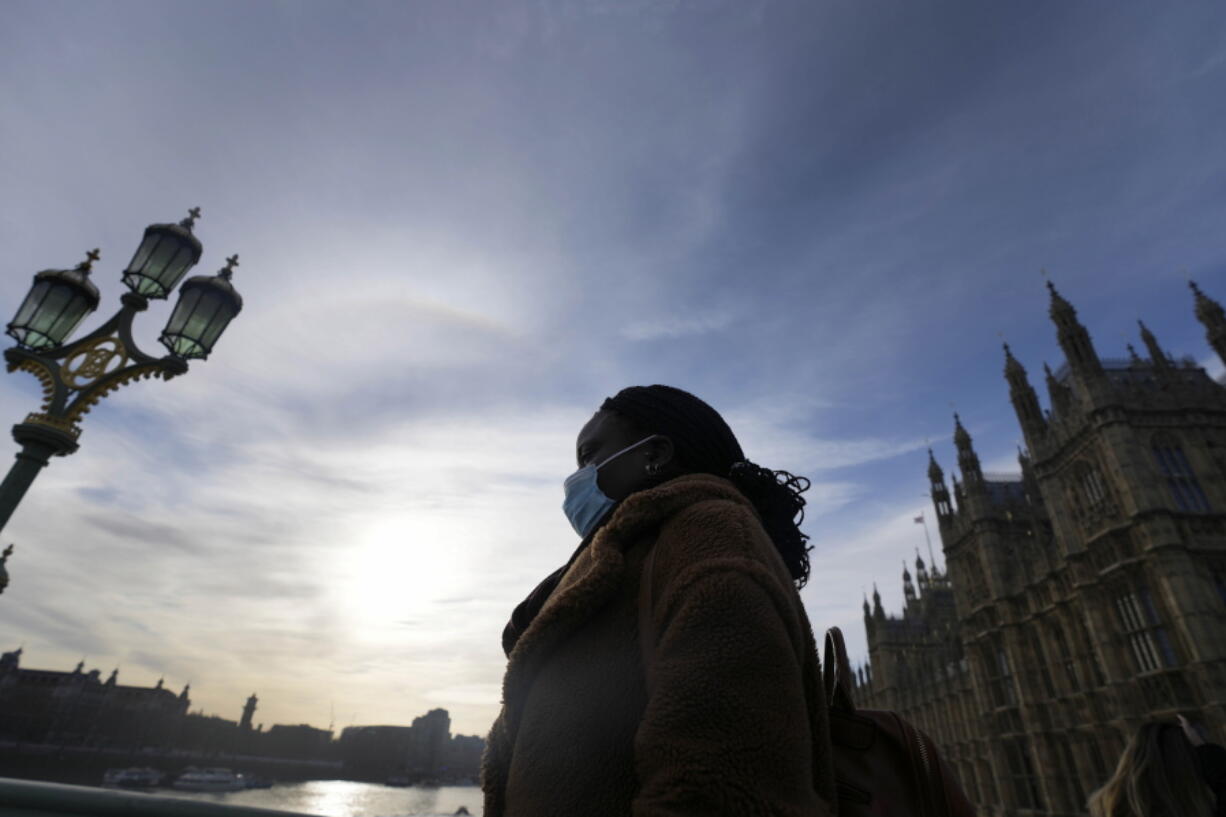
0, 208, 243, 594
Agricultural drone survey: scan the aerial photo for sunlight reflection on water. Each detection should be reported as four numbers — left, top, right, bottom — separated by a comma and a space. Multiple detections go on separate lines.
163, 781, 481, 817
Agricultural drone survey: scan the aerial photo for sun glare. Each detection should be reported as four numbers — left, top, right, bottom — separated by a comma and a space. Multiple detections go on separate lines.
341, 514, 470, 633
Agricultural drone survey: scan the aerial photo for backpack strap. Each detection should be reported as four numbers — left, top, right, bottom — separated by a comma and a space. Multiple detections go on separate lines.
823, 627, 857, 713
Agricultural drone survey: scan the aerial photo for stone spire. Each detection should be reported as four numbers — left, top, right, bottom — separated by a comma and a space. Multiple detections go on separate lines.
903, 561, 916, 605
1044, 361, 1072, 417
928, 449, 954, 521
872, 583, 884, 619
1047, 280, 1104, 384
954, 413, 984, 488
1004, 342, 1046, 440
1191, 281, 1226, 369
1138, 319, 1170, 370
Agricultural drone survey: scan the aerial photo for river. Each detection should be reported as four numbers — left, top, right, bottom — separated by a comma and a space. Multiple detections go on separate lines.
161, 781, 482, 816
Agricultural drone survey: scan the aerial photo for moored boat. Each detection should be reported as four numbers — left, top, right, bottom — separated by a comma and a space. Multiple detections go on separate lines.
102, 767, 163, 788
171, 767, 246, 792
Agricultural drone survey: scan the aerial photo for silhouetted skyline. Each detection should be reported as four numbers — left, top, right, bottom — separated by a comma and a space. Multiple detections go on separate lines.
1, 1, 1224, 735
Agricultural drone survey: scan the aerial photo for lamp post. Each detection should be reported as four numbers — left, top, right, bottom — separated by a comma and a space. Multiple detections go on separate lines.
0, 208, 243, 593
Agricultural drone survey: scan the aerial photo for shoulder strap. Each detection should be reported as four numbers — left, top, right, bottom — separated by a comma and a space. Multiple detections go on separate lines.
638, 543, 660, 684
823, 627, 857, 712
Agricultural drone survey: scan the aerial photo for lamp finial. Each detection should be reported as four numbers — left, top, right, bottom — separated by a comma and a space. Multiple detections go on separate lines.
180, 207, 202, 230
78, 249, 101, 272
220, 254, 239, 280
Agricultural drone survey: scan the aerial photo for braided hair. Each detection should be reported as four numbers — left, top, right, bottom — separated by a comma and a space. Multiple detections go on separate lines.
600, 385, 814, 588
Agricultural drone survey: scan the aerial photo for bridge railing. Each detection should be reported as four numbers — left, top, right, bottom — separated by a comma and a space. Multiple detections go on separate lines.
0, 777, 316, 817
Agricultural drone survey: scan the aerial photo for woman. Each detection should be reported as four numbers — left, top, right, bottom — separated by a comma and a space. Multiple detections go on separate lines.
481, 385, 836, 817
1087, 716, 1226, 816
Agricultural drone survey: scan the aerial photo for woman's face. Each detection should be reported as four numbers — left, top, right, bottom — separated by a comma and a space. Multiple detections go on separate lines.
575, 410, 675, 502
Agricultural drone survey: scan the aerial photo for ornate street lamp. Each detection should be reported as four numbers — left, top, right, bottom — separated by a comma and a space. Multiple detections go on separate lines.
122, 207, 204, 299
6, 250, 101, 351
0, 209, 243, 594
160, 254, 244, 360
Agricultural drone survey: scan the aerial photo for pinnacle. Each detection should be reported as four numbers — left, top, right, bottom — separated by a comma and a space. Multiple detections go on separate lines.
1191, 280, 1225, 323
953, 413, 972, 448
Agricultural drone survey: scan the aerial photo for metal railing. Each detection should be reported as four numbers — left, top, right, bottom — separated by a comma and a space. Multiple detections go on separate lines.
0, 777, 315, 817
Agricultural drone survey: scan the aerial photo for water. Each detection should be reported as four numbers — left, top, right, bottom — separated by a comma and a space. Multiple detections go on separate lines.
160, 781, 482, 817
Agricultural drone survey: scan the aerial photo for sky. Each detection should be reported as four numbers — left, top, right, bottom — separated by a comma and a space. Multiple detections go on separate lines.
1, 1, 1224, 738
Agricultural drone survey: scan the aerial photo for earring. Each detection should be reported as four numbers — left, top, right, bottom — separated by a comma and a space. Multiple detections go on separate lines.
646, 463, 661, 476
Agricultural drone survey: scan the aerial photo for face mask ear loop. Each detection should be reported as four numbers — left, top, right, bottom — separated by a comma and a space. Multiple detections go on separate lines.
595, 434, 659, 471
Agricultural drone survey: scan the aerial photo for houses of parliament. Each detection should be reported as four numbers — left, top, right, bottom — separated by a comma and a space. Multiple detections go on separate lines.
850, 281, 1226, 817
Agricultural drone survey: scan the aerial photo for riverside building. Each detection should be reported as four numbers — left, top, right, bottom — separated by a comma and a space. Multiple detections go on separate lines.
852, 282, 1226, 817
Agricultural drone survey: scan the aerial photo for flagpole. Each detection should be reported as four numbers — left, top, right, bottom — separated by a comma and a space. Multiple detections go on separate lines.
918, 511, 937, 569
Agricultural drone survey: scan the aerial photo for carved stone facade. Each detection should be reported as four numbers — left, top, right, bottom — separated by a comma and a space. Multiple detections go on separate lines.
0, 647, 191, 748
853, 282, 1226, 816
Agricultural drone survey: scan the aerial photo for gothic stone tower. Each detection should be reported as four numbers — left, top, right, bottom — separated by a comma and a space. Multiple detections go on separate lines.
860, 281, 1226, 817
240, 693, 258, 731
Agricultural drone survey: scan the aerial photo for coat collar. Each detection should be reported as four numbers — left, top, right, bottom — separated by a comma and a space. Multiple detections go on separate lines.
499, 473, 752, 734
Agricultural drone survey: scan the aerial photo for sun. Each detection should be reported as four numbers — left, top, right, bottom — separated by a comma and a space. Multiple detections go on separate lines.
340, 513, 469, 633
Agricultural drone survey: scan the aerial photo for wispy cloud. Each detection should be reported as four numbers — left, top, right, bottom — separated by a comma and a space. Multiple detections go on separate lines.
621, 309, 738, 341
2, 0, 1225, 738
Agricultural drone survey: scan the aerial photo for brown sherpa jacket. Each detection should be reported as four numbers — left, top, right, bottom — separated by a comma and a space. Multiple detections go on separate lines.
481, 473, 837, 817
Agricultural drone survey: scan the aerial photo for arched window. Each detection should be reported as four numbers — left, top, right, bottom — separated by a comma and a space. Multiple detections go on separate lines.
1050, 621, 1079, 693
1152, 434, 1210, 512
1072, 613, 1106, 686
1056, 740, 1085, 813
1113, 583, 1177, 672
1003, 736, 1045, 810
984, 637, 1018, 708
1069, 459, 1110, 516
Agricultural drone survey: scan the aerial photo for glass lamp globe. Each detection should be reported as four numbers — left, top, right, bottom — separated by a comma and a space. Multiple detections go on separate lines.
122, 208, 204, 299
5, 250, 102, 351
159, 254, 243, 360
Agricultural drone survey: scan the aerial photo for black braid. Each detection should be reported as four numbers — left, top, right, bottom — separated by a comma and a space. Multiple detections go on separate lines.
727, 462, 813, 588
601, 385, 815, 589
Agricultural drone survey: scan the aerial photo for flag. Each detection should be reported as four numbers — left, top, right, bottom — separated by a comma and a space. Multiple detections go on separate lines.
913, 515, 924, 524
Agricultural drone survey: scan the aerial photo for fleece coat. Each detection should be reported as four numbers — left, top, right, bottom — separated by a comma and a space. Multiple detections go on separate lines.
481, 473, 837, 817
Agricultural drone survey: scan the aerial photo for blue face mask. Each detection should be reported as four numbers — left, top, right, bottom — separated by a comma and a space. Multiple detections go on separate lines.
562, 436, 658, 539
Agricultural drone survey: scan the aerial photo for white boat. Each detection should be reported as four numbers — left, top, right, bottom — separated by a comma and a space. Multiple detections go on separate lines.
102, 767, 163, 787
171, 767, 246, 792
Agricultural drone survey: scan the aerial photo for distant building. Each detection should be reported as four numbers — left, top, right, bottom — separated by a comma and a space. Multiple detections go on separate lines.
240, 692, 258, 730
178, 711, 242, 756
408, 708, 450, 777
854, 282, 1226, 817
0, 650, 339, 765
443, 733, 485, 782
0, 648, 189, 749
339, 724, 415, 780
339, 712, 482, 782
262, 723, 333, 760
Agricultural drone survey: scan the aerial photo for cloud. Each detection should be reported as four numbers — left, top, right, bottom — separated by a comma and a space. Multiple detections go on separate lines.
621, 309, 738, 341
802, 502, 947, 672
2, 0, 1225, 739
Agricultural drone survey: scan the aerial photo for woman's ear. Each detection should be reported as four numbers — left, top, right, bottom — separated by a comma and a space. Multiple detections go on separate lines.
645, 435, 676, 472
